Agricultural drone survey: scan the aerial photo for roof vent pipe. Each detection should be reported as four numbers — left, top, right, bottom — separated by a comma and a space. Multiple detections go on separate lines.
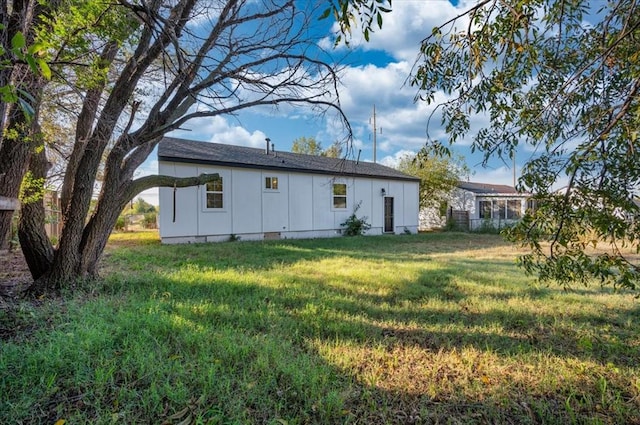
356, 149, 361, 165
265, 138, 271, 154
271, 142, 275, 155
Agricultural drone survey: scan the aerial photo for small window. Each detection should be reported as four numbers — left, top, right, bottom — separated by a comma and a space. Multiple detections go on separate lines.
479, 200, 492, 219
333, 183, 347, 209
265, 176, 279, 190
507, 200, 521, 219
205, 178, 223, 209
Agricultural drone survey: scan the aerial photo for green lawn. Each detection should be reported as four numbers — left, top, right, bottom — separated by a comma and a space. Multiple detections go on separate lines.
1, 232, 639, 424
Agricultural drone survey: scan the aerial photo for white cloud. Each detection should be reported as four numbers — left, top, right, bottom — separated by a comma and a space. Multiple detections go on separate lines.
470, 165, 518, 187
171, 115, 268, 148
327, 0, 470, 61
379, 149, 416, 168
134, 159, 158, 178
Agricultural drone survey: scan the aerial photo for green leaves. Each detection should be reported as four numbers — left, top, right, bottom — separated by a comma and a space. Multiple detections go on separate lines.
0, 29, 52, 119
410, 0, 640, 291
323, 0, 392, 45
396, 145, 467, 211
11, 32, 27, 50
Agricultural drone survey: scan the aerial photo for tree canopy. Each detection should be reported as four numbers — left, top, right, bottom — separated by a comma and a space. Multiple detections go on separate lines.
291, 136, 324, 155
396, 147, 467, 211
0, 0, 350, 295
291, 136, 343, 157
339, 0, 640, 290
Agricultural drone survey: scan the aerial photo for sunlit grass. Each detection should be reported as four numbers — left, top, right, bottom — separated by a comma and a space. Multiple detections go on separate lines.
1, 231, 639, 424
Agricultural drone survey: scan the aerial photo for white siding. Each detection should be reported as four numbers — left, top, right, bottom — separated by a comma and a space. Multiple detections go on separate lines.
403, 181, 420, 230
354, 179, 373, 231
158, 161, 419, 243
197, 166, 232, 236
232, 169, 262, 234
158, 162, 198, 238
262, 172, 289, 232
312, 176, 334, 230
289, 174, 313, 231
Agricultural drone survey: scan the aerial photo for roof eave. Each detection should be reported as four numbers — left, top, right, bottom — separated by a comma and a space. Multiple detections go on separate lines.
158, 155, 420, 182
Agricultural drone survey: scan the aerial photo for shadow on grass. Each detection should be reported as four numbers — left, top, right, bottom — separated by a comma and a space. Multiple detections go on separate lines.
106, 232, 639, 368
95, 266, 638, 423
4, 233, 638, 423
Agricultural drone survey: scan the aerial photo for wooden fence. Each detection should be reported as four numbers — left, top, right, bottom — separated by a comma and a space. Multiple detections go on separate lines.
447, 209, 469, 231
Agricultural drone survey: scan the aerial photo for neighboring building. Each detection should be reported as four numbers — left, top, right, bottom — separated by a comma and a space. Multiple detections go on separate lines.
448, 181, 530, 231
157, 137, 420, 244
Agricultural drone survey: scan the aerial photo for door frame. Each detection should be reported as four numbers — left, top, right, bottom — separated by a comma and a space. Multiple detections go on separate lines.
383, 196, 394, 233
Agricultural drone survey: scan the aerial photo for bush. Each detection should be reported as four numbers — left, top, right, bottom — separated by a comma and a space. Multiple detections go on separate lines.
472, 218, 503, 234
142, 212, 157, 229
115, 216, 126, 231
340, 202, 371, 236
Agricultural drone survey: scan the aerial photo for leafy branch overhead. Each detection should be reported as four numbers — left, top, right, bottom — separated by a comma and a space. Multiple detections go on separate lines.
338, 0, 640, 290
321, 0, 392, 44
0, 28, 51, 117
411, 1, 640, 289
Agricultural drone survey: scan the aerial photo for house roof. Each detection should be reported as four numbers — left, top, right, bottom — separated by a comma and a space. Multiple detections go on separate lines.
457, 181, 528, 195
158, 137, 419, 182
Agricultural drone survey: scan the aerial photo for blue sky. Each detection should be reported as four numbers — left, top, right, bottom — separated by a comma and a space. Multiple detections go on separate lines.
137, 0, 525, 205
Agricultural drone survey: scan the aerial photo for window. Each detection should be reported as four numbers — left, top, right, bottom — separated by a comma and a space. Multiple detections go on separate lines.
333, 183, 347, 209
479, 200, 492, 219
205, 178, 223, 209
265, 176, 278, 190
480, 199, 522, 219
494, 200, 506, 219
527, 199, 537, 212
507, 200, 521, 219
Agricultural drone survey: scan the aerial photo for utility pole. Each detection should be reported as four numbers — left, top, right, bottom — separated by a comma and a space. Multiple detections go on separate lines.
370, 104, 381, 163
512, 152, 516, 188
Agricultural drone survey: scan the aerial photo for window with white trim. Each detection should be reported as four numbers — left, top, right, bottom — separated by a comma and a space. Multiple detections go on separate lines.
479, 200, 492, 219
507, 200, 521, 219
265, 176, 278, 190
479, 199, 521, 219
332, 183, 347, 209
205, 178, 223, 209
493, 200, 506, 219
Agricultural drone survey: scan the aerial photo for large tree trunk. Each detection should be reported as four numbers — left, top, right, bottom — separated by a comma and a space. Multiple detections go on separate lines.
0, 93, 39, 250
0, 0, 44, 249
45, 1, 195, 285
17, 0, 347, 294
18, 139, 54, 286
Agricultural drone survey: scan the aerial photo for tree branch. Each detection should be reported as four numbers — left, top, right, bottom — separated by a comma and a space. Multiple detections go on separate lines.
124, 173, 220, 202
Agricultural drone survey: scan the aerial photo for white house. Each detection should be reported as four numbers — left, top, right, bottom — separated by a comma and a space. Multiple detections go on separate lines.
448, 181, 531, 231
157, 137, 420, 243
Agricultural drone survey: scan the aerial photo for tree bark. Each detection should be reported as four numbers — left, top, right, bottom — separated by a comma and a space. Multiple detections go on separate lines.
0, 0, 44, 249
0, 88, 39, 250
19, 140, 54, 286
18, 0, 348, 293
79, 172, 220, 278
